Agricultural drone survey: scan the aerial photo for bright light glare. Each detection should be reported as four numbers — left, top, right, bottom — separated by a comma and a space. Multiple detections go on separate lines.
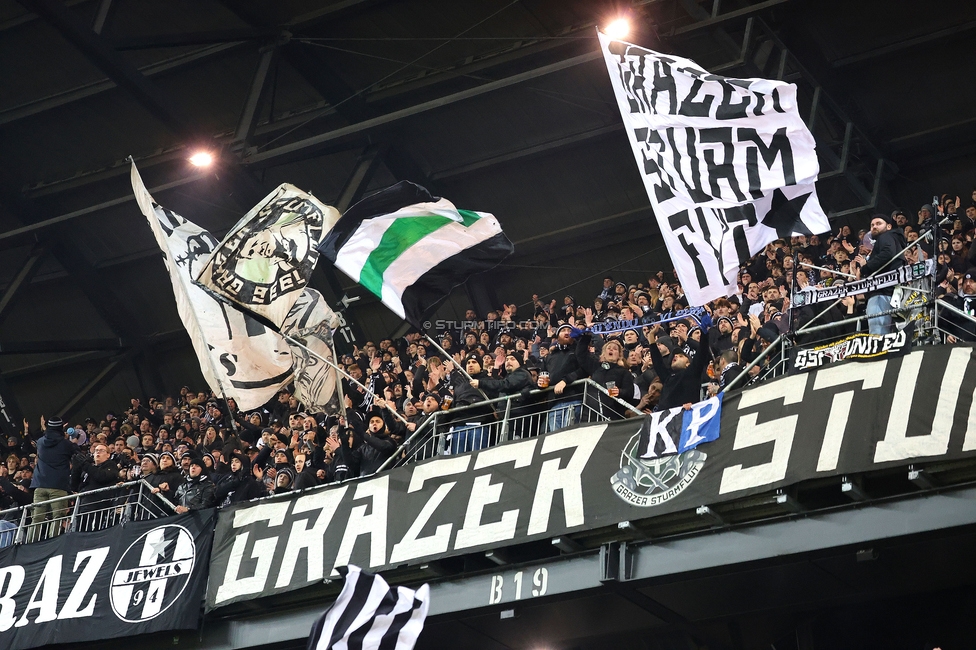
604, 18, 630, 39
188, 151, 214, 167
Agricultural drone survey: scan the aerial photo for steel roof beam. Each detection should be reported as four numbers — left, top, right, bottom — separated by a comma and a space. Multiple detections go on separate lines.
233, 40, 282, 148
242, 51, 603, 168
110, 28, 277, 50
0, 244, 47, 329
832, 20, 976, 68
0, 172, 209, 245
0, 42, 242, 128
17, 0, 198, 139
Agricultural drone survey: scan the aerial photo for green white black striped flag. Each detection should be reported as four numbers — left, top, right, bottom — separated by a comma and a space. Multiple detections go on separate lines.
317, 181, 513, 328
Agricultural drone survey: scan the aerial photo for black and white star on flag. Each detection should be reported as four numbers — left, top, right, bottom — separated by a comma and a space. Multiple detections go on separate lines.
762, 188, 814, 238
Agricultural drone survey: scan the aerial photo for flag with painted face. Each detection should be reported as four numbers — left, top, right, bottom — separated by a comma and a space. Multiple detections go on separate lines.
195, 184, 340, 328
316, 181, 514, 328
131, 163, 293, 410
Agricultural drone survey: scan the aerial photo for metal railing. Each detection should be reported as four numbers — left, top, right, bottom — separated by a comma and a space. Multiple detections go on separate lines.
378, 379, 640, 472
934, 299, 976, 342
0, 479, 177, 547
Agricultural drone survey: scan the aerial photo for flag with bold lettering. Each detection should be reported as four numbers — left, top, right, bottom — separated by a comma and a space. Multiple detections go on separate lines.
307, 565, 429, 650
637, 395, 722, 460
599, 31, 830, 306
131, 163, 294, 410
317, 181, 514, 328
195, 184, 340, 328
281, 288, 342, 411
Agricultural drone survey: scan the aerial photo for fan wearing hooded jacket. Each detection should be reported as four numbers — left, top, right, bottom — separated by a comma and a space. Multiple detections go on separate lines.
647, 319, 713, 410
357, 411, 397, 476
31, 416, 76, 537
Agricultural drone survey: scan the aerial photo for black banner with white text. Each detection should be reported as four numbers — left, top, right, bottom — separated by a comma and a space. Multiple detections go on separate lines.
0, 510, 215, 650
207, 345, 976, 610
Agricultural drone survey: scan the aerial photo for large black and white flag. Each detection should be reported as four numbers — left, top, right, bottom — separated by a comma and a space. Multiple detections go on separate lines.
195, 184, 339, 328
132, 163, 294, 410
599, 32, 830, 306
317, 181, 514, 328
307, 565, 429, 650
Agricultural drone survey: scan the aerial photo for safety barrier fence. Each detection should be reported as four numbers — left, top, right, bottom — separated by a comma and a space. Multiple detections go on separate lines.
377, 378, 639, 472
0, 479, 177, 547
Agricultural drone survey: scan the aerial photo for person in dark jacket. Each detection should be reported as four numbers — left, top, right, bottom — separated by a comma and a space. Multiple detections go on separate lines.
270, 466, 296, 495
853, 214, 907, 334
575, 333, 637, 419
472, 352, 534, 436
647, 320, 712, 410
541, 324, 589, 431
445, 355, 494, 453
358, 412, 397, 475
71, 442, 124, 530
330, 427, 361, 481
148, 451, 183, 505
72, 443, 123, 492
293, 451, 319, 491
173, 458, 216, 513
30, 415, 76, 538
216, 452, 267, 505
472, 353, 533, 401
942, 269, 976, 341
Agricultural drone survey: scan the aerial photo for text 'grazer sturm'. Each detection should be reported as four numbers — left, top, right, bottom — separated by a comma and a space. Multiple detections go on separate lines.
599, 31, 830, 305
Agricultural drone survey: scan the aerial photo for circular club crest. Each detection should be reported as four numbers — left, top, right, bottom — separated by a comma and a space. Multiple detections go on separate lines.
610, 431, 706, 507
110, 524, 195, 622
211, 195, 324, 306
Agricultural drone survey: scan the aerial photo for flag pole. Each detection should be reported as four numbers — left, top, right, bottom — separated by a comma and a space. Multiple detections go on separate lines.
329, 336, 348, 420
281, 333, 409, 425
422, 333, 492, 401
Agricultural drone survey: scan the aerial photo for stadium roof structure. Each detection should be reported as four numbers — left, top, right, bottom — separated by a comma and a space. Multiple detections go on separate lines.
1, 0, 975, 418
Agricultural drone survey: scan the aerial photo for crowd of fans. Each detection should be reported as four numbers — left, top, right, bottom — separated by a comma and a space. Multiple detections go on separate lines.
1, 192, 974, 539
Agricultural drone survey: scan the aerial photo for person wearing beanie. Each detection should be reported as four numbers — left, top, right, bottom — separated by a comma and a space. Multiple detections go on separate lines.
852, 214, 907, 334
149, 451, 183, 504
538, 323, 588, 432
213, 451, 266, 506
172, 458, 216, 513
471, 352, 532, 403
708, 315, 736, 356
271, 466, 297, 495
139, 452, 158, 476
443, 354, 493, 454
30, 415, 76, 538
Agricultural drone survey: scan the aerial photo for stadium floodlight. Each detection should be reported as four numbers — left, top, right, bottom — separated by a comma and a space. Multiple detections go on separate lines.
188, 151, 214, 167
604, 18, 631, 39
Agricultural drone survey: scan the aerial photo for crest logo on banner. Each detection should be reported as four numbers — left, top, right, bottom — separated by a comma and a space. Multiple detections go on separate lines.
610, 397, 721, 507
598, 31, 830, 306
110, 525, 196, 623
612, 436, 707, 508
